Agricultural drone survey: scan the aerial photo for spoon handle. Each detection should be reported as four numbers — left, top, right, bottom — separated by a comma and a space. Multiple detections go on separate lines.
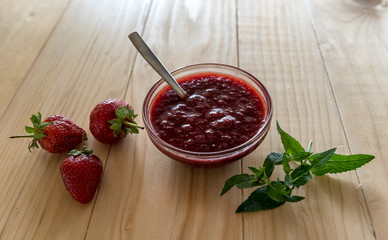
128, 32, 189, 99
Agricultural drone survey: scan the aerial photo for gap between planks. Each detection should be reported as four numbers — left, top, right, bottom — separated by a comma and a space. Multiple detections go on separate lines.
303, 0, 376, 238
0, 0, 73, 234
0, 0, 73, 122
235, 1, 246, 240
82, 0, 155, 239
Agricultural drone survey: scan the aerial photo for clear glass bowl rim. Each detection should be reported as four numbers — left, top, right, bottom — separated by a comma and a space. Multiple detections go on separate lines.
142, 63, 273, 157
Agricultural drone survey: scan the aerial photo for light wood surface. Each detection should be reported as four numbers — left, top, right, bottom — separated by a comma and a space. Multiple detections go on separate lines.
0, 0, 386, 239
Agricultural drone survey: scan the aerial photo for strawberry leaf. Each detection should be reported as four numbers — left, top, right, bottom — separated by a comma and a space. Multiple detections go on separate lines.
25, 126, 35, 133
28, 140, 39, 151
68, 134, 93, 156
35, 133, 45, 140
109, 105, 144, 137
10, 112, 51, 151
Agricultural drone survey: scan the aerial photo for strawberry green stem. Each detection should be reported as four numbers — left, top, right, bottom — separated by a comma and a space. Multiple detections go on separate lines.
68, 133, 93, 156
109, 105, 144, 136
10, 112, 49, 151
9, 135, 35, 138
123, 121, 144, 129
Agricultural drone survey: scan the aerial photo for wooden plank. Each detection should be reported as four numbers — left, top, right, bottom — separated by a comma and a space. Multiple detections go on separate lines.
0, 0, 69, 117
307, 0, 388, 238
237, 0, 374, 239
86, 0, 243, 239
0, 0, 151, 239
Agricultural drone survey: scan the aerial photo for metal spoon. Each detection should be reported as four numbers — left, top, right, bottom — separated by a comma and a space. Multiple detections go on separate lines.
128, 32, 189, 99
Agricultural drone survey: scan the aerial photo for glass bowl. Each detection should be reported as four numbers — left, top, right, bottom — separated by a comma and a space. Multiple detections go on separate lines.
142, 63, 273, 167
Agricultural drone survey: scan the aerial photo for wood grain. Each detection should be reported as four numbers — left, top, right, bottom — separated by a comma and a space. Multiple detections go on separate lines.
0, 0, 386, 239
0, 0, 69, 118
0, 0, 150, 238
86, 0, 242, 239
307, 0, 388, 238
238, 0, 374, 239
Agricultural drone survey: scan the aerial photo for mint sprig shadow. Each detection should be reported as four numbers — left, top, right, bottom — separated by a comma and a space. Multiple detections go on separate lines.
221, 121, 375, 213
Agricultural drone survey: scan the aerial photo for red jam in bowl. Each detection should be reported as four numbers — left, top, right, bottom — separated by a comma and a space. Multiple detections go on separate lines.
150, 74, 266, 152
143, 64, 272, 167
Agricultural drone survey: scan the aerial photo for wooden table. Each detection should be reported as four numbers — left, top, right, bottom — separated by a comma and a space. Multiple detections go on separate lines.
1, 0, 387, 239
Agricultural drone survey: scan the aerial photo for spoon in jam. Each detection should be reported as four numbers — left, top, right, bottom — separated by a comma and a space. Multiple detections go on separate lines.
128, 32, 189, 99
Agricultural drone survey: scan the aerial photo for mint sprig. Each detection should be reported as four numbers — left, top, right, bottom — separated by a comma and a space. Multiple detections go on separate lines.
221, 121, 375, 213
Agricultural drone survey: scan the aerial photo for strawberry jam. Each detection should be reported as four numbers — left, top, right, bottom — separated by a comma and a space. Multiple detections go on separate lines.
150, 73, 266, 152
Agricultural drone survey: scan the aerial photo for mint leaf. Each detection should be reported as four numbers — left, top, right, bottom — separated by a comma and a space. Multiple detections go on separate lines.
311, 154, 374, 176
221, 122, 375, 213
284, 175, 292, 187
236, 180, 261, 189
266, 152, 284, 165
290, 164, 312, 187
284, 195, 305, 202
282, 154, 292, 175
236, 186, 285, 212
310, 148, 336, 168
291, 151, 312, 162
263, 153, 283, 177
237, 169, 264, 189
276, 121, 305, 157
267, 181, 290, 202
248, 166, 261, 176
220, 174, 256, 196
264, 181, 305, 204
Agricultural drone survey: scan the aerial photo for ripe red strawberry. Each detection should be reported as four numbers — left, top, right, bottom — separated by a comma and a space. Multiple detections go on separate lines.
10, 112, 86, 153
60, 145, 103, 203
89, 99, 143, 144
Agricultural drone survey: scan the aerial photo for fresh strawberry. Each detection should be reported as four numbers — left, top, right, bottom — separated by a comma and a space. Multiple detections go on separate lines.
10, 112, 86, 153
60, 144, 103, 204
89, 99, 143, 144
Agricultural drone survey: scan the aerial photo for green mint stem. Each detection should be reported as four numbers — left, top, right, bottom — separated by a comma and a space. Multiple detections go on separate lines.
307, 140, 313, 152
